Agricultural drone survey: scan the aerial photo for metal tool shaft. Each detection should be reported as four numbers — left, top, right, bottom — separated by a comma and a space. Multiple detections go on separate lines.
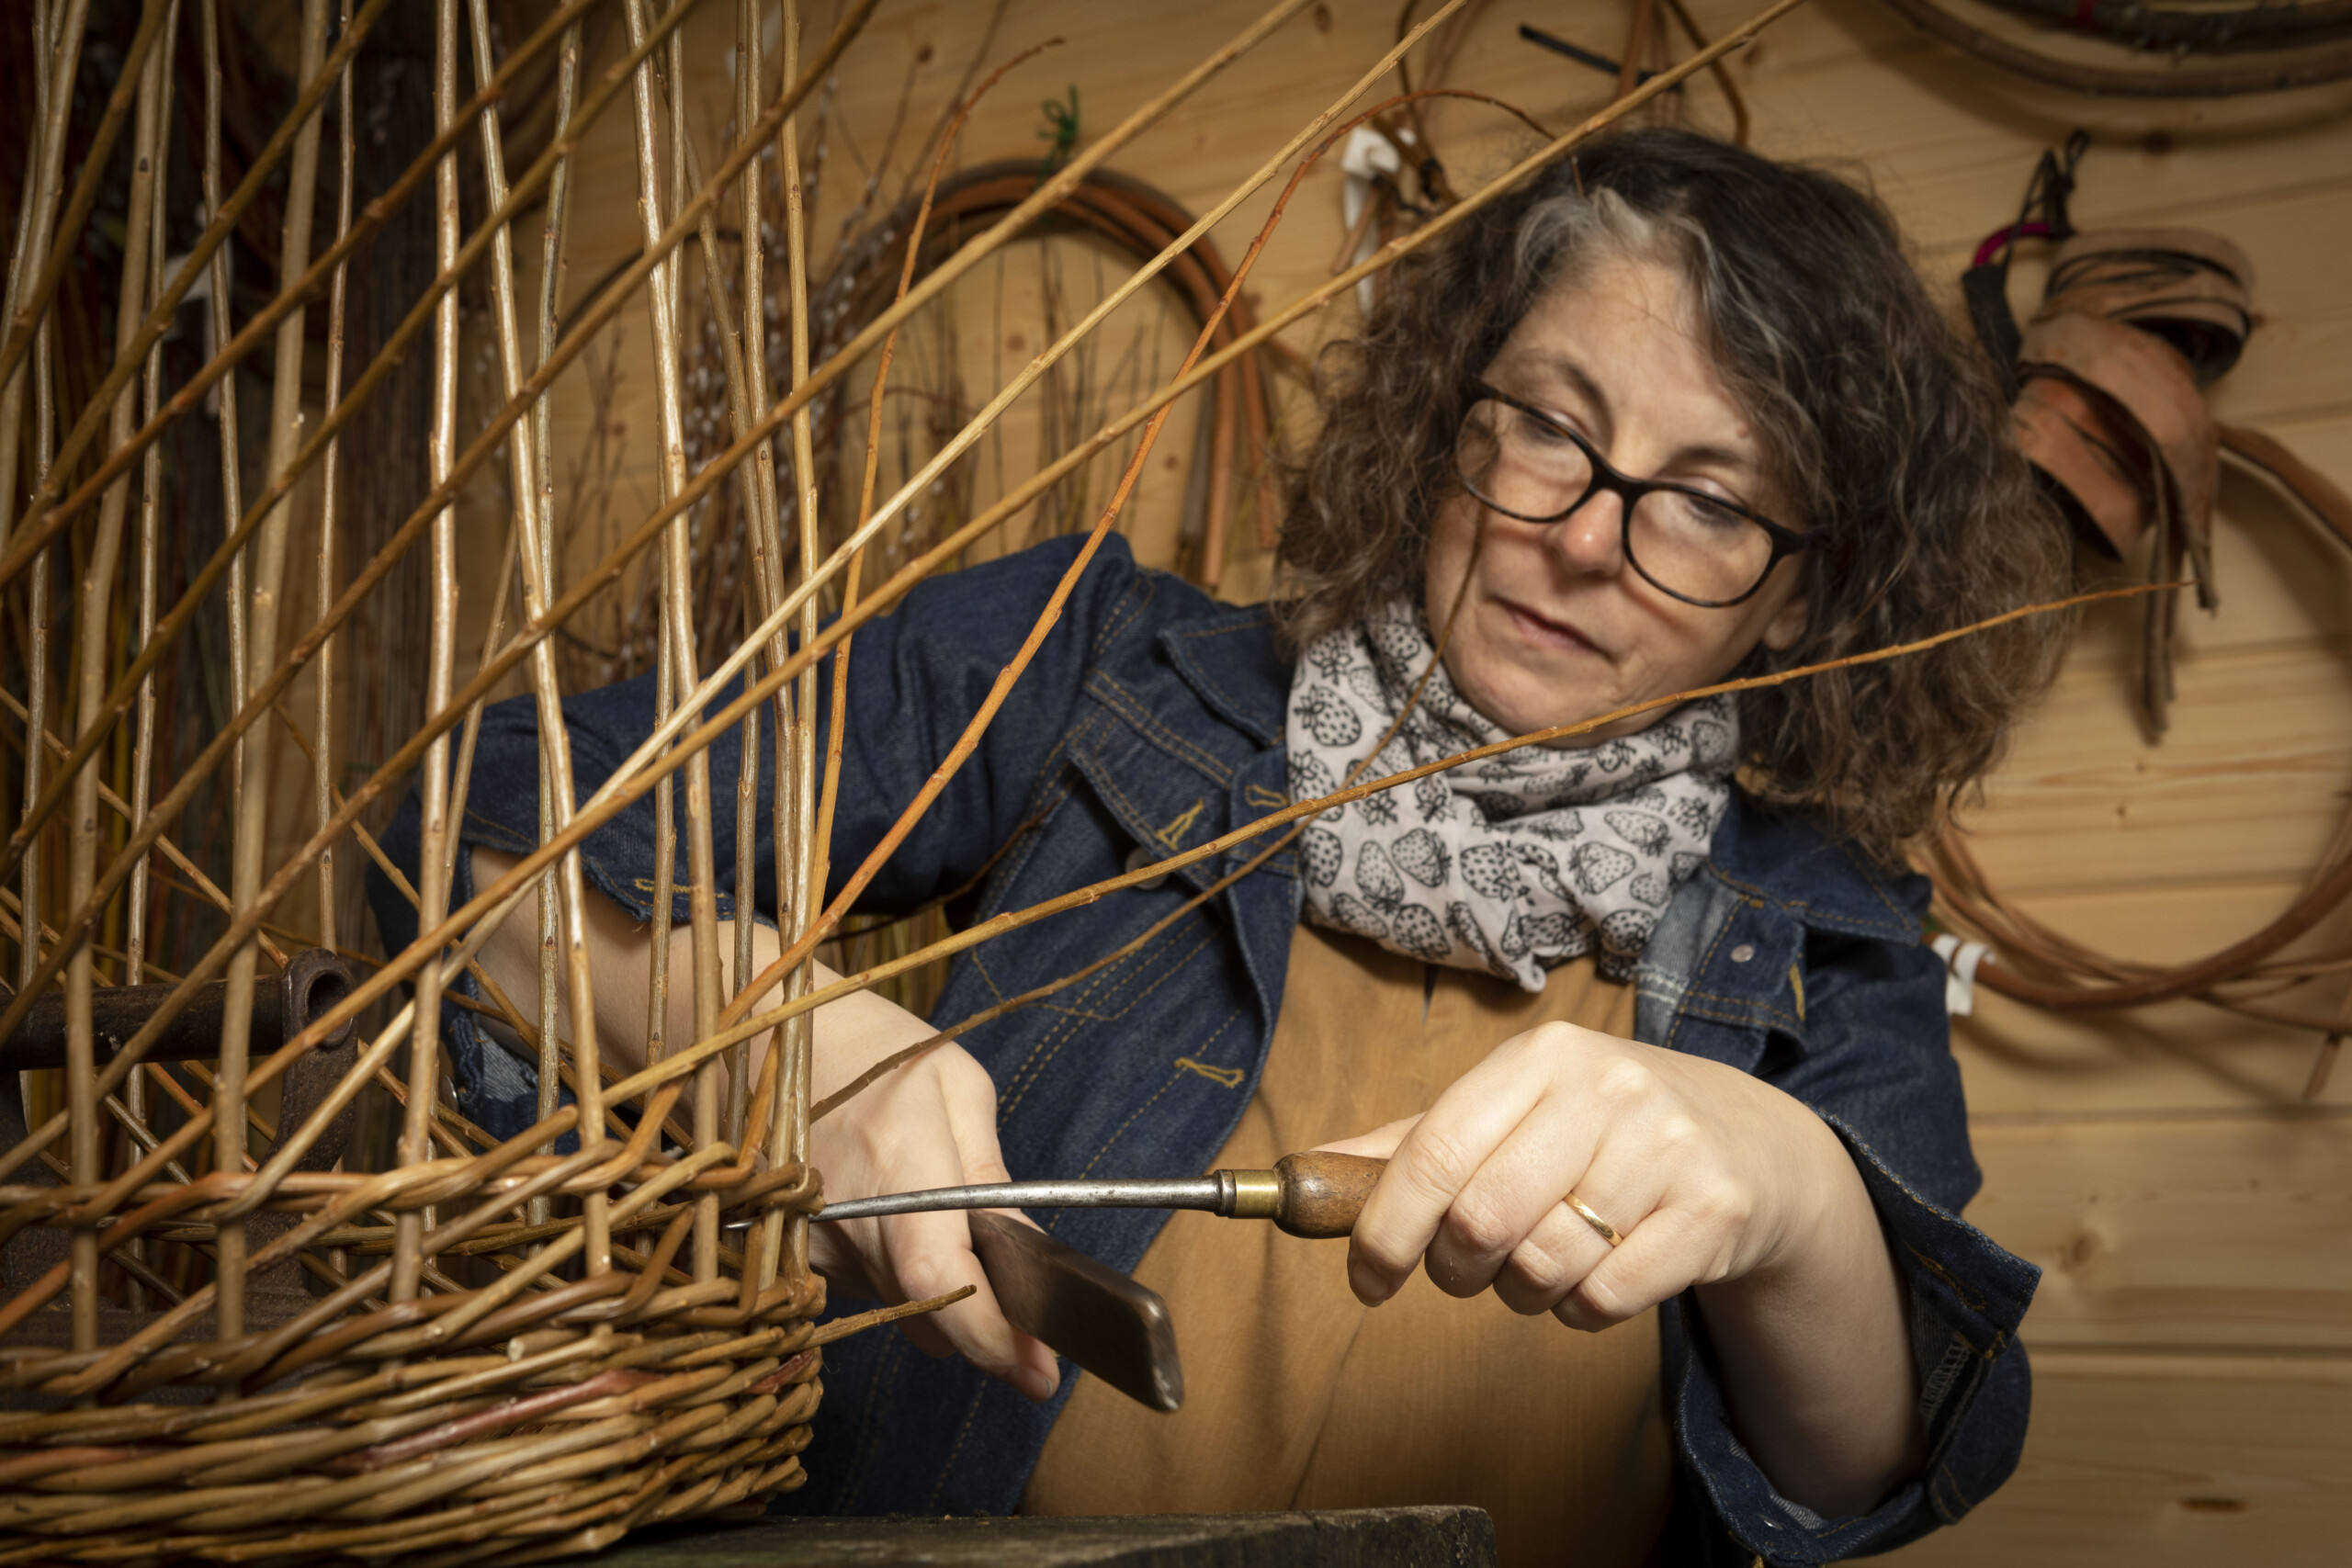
816, 1175, 1230, 1224
737, 1152, 1380, 1239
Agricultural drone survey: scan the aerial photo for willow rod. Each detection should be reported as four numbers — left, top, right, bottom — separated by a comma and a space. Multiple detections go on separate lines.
782, 35, 1068, 1288
733, 6, 783, 1214
313, 0, 358, 961
122, 5, 183, 1319
532, 17, 586, 1180
59, 0, 171, 1354
6, 0, 66, 1038
466, 0, 601, 1244
775, 0, 820, 1290
622, 0, 723, 1283
211, 0, 330, 1344
725, 2, 1495, 1024
3, 4, 61, 1019
738, 32, 1416, 1032
390, 0, 467, 1309
760, 96, 1559, 1037
188, 0, 251, 826
14, 331, 51, 1024
655, 13, 787, 600
124, 0, 183, 983
649, 7, 790, 1165
660, 0, 1812, 1010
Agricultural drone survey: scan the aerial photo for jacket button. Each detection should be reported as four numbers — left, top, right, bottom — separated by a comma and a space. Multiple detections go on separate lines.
1729, 942, 1756, 963
1125, 845, 1171, 890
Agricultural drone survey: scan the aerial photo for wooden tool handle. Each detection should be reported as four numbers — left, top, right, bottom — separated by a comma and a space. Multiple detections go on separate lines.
1271, 1151, 1387, 1239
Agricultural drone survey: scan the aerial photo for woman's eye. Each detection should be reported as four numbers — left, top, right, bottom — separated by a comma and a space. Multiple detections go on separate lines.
1509, 410, 1585, 453
1661, 489, 1748, 530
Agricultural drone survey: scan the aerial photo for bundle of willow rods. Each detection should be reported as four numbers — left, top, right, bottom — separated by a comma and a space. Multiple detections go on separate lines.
0, 0, 1808, 1558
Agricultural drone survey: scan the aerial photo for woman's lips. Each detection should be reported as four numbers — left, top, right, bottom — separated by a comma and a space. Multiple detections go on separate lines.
1499, 598, 1600, 656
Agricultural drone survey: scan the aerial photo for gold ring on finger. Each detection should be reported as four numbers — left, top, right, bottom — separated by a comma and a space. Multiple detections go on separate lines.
1565, 1191, 1623, 1248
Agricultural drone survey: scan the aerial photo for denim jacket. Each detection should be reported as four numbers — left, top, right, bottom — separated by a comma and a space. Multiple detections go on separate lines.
372, 534, 2037, 1564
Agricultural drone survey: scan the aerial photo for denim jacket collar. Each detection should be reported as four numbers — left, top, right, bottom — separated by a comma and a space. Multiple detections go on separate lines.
1704, 793, 1925, 944
1159, 604, 1291, 747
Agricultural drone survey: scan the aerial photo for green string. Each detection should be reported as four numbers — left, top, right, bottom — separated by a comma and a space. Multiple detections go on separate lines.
1038, 85, 1080, 178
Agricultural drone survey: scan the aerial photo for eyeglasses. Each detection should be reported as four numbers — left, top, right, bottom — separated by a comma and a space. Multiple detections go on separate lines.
1453, 381, 1808, 608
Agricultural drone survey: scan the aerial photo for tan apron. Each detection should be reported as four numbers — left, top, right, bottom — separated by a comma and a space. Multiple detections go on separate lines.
1023, 921, 1674, 1567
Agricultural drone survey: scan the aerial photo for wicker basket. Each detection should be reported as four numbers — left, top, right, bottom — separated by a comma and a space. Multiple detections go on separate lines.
0, 985, 831, 1564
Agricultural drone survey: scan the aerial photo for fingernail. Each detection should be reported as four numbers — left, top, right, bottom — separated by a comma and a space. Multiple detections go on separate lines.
1348, 1257, 1393, 1307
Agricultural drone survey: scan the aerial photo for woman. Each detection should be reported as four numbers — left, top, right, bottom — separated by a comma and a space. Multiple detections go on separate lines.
375, 129, 2065, 1563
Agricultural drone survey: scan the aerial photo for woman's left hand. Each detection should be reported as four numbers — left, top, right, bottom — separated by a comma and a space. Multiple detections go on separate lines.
1327, 1017, 1928, 1516
1325, 1018, 1857, 1329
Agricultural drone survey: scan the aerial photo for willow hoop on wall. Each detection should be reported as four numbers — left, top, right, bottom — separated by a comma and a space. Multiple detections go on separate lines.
1928, 428, 2352, 1094
1875, 0, 2352, 96
813, 160, 1301, 590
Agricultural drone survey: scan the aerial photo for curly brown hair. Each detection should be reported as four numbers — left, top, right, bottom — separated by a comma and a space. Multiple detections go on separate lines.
1274, 128, 2071, 865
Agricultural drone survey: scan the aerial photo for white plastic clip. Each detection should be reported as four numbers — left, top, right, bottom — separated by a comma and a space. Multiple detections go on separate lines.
1340, 126, 1406, 316
1930, 933, 1989, 1017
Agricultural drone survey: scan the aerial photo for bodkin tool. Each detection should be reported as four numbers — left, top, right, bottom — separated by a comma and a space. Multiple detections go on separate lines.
808, 1151, 1388, 1238
768, 1154, 1387, 1414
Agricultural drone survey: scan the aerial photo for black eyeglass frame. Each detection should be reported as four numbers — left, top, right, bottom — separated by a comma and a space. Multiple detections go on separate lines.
1455, 380, 1810, 608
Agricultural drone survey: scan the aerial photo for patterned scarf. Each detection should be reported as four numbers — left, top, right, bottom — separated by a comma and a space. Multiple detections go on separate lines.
1286, 599, 1738, 988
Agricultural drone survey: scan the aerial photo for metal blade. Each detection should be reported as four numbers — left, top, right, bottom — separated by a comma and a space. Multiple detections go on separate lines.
968, 1211, 1183, 1412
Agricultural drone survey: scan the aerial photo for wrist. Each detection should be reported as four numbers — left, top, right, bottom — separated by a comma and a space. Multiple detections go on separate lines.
1744, 1088, 1876, 1286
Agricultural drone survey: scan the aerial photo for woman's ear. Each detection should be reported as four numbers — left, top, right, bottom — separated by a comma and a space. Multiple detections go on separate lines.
1761, 588, 1808, 653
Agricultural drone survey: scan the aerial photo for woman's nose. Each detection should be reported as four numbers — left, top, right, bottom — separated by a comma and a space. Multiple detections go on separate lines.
1545, 492, 1626, 575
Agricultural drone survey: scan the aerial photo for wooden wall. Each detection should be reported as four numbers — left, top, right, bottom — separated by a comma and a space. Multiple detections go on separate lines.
549, 2, 2352, 1559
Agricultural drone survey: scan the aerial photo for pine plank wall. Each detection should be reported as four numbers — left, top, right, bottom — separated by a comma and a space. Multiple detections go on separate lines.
541, 1, 2352, 1559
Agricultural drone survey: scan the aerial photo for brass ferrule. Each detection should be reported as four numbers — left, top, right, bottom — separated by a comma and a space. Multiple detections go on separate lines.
1220, 1168, 1281, 1221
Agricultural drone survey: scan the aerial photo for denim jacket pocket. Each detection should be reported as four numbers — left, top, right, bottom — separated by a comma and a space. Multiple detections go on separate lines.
1638, 869, 1807, 1073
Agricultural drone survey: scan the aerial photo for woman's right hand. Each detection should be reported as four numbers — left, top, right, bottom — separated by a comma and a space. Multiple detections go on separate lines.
804, 1019, 1061, 1403
466, 852, 1057, 1404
